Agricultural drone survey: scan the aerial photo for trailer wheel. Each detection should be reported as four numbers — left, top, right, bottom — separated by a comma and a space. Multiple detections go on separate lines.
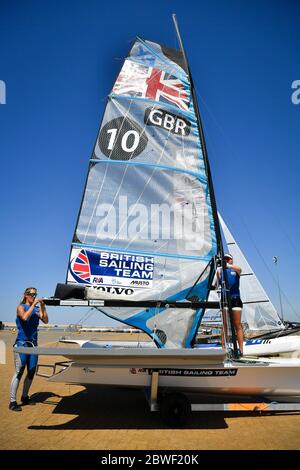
160, 393, 191, 426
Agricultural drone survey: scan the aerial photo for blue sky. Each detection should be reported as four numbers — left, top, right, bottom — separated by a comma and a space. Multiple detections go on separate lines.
0, 0, 299, 326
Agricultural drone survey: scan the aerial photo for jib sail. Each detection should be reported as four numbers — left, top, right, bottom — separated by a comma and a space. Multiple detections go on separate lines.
219, 214, 284, 335
66, 37, 217, 348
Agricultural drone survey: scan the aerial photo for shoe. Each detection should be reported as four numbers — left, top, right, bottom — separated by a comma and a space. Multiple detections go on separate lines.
21, 396, 36, 406
9, 401, 22, 411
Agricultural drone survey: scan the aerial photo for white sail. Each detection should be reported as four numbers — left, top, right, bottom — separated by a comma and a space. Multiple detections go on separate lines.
64, 38, 218, 348
219, 214, 284, 334
202, 214, 285, 336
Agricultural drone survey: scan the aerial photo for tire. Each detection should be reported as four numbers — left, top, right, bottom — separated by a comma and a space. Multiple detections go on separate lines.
160, 393, 191, 427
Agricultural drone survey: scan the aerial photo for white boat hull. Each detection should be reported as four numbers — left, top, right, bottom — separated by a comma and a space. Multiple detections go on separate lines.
30, 344, 299, 397
243, 335, 300, 357
48, 359, 300, 397
16, 343, 300, 397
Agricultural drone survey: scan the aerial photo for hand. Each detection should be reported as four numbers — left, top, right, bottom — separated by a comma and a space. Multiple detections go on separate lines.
33, 298, 42, 306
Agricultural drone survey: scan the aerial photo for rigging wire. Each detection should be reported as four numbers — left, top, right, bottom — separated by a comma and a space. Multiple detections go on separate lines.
273, 256, 284, 322
189, 82, 299, 325
189, 78, 299, 322
274, 216, 300, 260
188, 87, 300, 326
75, 307, 97, 325
185, 258, 212, 300
192, 83, 242, 165
240, 216, 299, 320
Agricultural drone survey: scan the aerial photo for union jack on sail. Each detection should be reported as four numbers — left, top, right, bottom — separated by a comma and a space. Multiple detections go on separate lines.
145, 68, 189, 111
113, 61, 189, 111
70, 250, 91, 283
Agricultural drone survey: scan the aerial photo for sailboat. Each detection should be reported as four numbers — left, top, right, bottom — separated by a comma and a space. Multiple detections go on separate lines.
49, 17, 221, 351
18, 16, 300, 421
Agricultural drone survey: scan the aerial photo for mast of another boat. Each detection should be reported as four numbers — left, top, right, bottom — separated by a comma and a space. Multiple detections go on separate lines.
172, 13, 238, 357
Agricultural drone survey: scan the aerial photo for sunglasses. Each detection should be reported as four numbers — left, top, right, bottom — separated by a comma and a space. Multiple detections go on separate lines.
27, 293, 37, 298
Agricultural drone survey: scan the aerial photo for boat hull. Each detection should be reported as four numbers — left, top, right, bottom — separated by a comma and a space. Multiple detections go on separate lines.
243, 335, 300, 357
48, 359, 300, 397
17, 345, 300, 397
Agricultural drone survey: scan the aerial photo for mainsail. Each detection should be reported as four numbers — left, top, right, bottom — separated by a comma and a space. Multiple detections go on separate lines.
66, 37, 218, 348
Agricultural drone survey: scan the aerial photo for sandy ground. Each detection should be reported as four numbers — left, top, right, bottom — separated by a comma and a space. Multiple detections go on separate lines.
1, 330, 300, 450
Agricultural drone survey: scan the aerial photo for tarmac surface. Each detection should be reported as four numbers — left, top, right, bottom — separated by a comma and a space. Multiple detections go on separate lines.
1, 330, 300, 450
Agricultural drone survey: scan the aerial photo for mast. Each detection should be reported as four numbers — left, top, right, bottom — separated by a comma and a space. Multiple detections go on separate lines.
172, 13, 238, 357
273, 256, 284, 322
172, 14, 222, 255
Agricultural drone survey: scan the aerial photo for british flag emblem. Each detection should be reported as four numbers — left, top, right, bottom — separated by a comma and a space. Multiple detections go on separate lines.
145, 68, 189, 111
113, 61, 190, 111
70, 250, 91, 283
